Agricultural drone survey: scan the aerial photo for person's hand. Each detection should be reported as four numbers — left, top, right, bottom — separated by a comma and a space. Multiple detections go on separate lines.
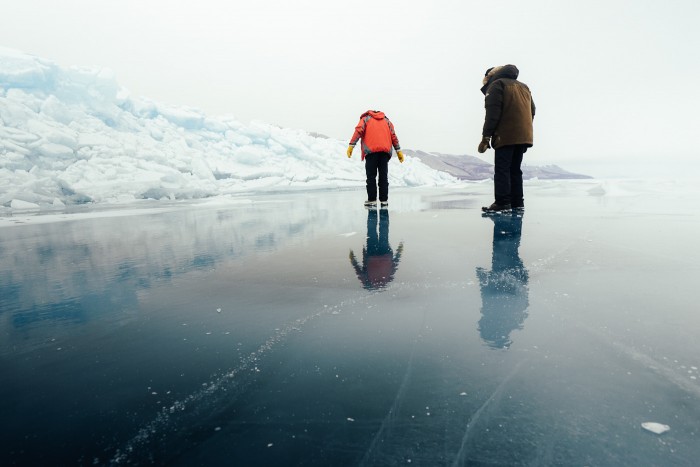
346, 146, 354, 158
478, 136, 491, 154
397, 150, 405, 163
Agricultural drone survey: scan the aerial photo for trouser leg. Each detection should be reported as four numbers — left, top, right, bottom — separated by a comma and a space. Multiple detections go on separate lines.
510, 146, 525, 207
494, 146, 514, 205
365, 154, 379, 201
377, 152, 389, 202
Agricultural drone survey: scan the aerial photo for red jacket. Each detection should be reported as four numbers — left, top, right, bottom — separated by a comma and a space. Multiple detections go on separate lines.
349, 110, 401, 160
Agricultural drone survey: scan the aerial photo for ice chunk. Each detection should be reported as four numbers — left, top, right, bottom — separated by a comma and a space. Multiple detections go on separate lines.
11, 199, 40, 209
641, 422, 670, 434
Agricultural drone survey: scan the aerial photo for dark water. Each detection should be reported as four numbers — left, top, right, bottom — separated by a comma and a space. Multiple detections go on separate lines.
1, 183, 699, 466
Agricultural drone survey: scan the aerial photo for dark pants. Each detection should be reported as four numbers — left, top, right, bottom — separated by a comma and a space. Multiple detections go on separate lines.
365, 152, 390, 202
494, 145, 526, 206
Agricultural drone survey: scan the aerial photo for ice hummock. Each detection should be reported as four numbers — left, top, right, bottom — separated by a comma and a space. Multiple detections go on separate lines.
0, 47, 456, 208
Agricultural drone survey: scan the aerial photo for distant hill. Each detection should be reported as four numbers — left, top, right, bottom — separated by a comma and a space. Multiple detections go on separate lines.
404, 149, 592, 180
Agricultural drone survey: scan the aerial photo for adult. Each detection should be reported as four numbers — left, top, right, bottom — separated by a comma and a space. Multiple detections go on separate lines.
478, 65, 535, 212
347, 110, 404, 207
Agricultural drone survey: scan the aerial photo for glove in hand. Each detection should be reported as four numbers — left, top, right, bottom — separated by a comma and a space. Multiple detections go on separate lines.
478, 136, 491, 154
346, 146, 354, 158
397, 150, 405, 163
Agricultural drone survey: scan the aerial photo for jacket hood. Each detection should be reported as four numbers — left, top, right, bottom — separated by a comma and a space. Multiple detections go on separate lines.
480, 64, 520, 94
361, 110, 386, 120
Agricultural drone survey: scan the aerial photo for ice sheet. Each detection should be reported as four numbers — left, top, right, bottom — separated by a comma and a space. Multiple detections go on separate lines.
1, 182, 699, 465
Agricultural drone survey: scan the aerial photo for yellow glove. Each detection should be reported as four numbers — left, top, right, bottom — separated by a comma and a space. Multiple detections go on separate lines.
346, 146, 354, 158
478, 136, 491, 154
397, 150, 405, 163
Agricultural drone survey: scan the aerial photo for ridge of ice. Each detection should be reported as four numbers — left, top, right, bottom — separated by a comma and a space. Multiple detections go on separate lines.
0, 47, 456, 208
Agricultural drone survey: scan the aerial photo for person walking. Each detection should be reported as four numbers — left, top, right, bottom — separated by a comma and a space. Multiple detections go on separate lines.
478, 65, 535, 212
347, 110, 404, 207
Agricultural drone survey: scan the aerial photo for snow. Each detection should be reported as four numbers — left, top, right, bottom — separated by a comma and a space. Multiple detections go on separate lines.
0, 47, 456, 209
641, 422, 670, 435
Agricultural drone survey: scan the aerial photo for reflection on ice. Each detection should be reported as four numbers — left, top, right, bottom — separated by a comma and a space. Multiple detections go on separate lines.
476, 212, 529, 349
349, 208, 403, 290
3, 182, 700, 465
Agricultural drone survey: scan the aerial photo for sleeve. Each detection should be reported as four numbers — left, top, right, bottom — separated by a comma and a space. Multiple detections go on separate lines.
482, 81, 504, 137
387, 119, 401, 150
349, 118, 365, 146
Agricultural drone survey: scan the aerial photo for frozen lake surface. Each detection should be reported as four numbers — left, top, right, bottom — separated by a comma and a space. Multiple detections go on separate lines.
1, 180, 699, 466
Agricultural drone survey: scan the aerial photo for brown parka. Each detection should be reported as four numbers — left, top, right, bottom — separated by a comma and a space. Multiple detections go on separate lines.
481, 65, 535, 149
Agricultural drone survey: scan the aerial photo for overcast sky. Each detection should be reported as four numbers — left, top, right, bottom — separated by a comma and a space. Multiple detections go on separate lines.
2, 0, 699, 178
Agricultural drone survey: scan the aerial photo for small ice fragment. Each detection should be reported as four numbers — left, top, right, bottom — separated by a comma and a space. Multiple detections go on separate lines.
691, 366, 698, 370
347, 418, 355, 422
642, 422, 670, 434
217, 308, 221, 313
214, 427, 221, 432
460, 392, 467, 396
267, 443, 274, 448
206, 332, 212, 335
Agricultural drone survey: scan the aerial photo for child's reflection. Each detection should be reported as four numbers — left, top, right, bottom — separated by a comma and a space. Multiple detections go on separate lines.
349, 208, 403, 290
476, 212, 529, 349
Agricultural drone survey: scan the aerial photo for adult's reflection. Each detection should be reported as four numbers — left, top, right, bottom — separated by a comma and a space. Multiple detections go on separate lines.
349, 208, 403, 290
476, 212, 529, 349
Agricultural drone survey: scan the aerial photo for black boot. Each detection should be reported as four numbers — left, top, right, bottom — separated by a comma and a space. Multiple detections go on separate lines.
481, 202, 512, 212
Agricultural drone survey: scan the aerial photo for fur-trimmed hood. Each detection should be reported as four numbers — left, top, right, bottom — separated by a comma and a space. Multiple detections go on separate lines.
481, 64, 520, 94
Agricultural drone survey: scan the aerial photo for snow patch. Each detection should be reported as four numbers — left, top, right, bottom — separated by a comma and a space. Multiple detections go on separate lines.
641, 422, 670, 435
